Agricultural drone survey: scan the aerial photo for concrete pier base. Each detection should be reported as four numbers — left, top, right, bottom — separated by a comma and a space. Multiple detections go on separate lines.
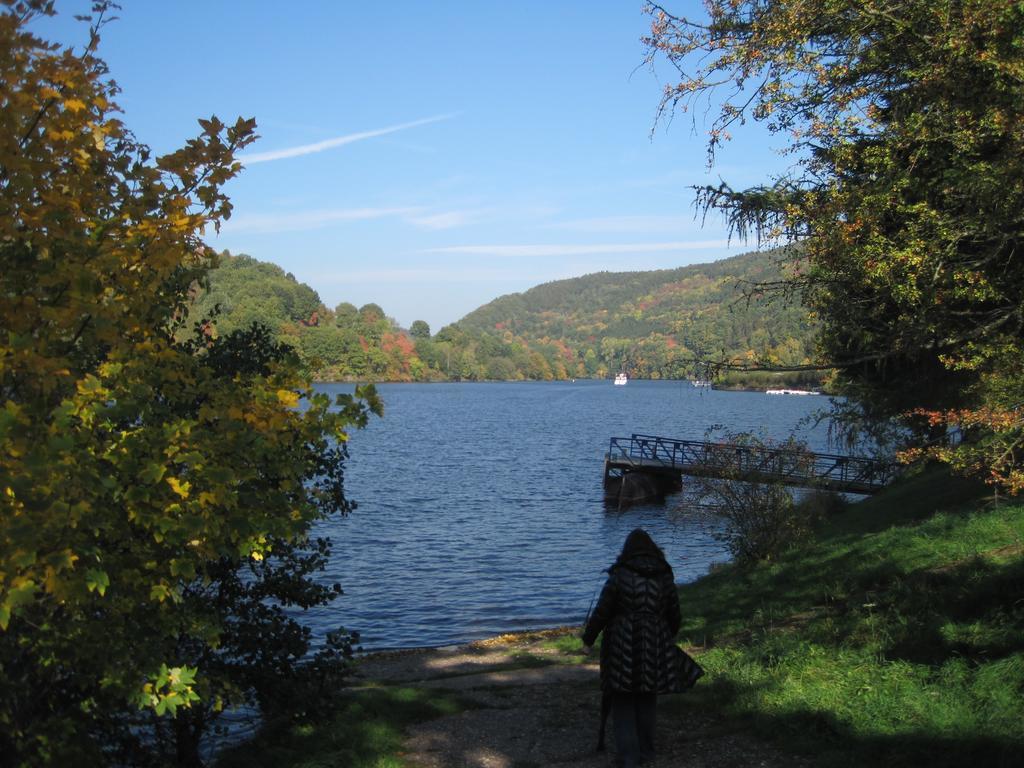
603, 464, 682, 505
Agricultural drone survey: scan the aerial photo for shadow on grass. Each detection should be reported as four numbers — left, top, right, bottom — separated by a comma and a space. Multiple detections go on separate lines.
825, 467, 989, 537
665, 673, 1021, 768
667, 467, 1022, 767
882, 554, 1024, 664
215, 686, 470, 768
675, 469, 1015, 649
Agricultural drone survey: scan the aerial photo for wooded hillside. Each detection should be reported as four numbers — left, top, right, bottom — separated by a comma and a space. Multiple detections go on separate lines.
191, 249, 820, 385
452, 247, 819, 384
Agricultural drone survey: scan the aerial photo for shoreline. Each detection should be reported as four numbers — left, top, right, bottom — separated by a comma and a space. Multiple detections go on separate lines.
356, 625, 581, 661
312, 377, 831, 394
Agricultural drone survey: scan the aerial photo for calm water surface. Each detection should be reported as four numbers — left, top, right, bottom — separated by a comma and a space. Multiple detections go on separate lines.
308, 380, 831, 650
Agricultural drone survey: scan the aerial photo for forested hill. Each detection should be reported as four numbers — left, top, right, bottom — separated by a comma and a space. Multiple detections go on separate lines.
185, 253, 435, 382
444, 248, 821, 384
189, 250, 820, 385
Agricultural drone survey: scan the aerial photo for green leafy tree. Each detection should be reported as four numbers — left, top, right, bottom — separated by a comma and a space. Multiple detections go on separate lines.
188, 254, 322, 336
358, 302, 385, 323
334, 302, 359, 328
645, 0, 1024, 489
485, 356, 517, 381
413, 336, 441, 371
299, 325, 350, 367
409, 319, 431, 340
0, 4, 379, 764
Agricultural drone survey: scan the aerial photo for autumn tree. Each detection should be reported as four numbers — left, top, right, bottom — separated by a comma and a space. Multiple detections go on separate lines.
0, 3, 378, 764
645, 0, 1024, 490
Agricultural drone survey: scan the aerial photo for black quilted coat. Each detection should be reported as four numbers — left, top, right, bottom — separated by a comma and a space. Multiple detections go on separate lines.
581, 551, 682, 694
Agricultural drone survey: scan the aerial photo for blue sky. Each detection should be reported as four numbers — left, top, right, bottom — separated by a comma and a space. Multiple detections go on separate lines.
41, 2, 786, 331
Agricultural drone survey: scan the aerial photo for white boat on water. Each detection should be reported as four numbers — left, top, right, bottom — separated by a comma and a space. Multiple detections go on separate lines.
614, 372, 628, 386
766, 388, 820, 396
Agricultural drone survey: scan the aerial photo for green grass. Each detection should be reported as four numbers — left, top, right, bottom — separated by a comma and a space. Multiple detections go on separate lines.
673, 466, 1024, 767
218, 466, 1023, 768
534, 632, 589, 656
215, 687, 470, 768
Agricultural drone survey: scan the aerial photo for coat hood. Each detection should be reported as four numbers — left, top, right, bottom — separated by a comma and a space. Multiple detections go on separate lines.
617, 552, 671, 577
609, 528, 671, 576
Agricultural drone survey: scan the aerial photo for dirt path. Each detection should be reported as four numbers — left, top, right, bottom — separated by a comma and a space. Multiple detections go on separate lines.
354, 629, 807, 768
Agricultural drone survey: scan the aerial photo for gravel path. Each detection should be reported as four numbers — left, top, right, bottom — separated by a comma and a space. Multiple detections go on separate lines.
354, 629, 808, 768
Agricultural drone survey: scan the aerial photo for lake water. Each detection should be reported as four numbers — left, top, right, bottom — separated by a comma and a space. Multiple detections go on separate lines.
307, 380, 832, 650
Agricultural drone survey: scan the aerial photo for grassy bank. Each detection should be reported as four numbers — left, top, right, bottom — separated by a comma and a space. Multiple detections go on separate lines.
217, 466, 1022, 767
670, 466, 1023, 767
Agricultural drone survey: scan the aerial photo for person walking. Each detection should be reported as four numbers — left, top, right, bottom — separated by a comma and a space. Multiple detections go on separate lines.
582, 528, 682, 767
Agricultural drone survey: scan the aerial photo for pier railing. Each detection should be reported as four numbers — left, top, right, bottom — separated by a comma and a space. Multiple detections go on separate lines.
606, 433, 895, 494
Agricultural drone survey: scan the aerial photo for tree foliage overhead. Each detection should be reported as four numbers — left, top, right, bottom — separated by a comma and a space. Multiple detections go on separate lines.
645, 0, 1024, 490
0, 3, 378, 764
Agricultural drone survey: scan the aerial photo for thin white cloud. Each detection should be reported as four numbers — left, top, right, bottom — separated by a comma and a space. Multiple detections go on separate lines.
221, 205, 486, 235
408, 210, 475, 230
409, 204, 562, 231
421, 240, 733, 257
548, 215, 697, 234
223, 206, 421, 234
316, 268, 528, 284
239, 114, 455, 164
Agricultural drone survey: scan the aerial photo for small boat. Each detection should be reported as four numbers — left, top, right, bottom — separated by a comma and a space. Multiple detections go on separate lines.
690, 379, 711, 388
614, 372, 628, 386
766, 388, 820, 396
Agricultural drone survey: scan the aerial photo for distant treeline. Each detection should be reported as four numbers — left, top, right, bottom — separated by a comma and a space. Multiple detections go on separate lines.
187, 250, 823, 385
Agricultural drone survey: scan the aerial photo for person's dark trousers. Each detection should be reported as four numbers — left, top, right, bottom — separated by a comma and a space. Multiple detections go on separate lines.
612, 691, 657, 766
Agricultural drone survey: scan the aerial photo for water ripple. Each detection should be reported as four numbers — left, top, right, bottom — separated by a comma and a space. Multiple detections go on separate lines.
308, 380, 829, 650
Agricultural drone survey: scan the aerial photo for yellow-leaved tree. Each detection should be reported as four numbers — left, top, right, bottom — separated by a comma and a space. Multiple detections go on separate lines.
0, 2, 379, 764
